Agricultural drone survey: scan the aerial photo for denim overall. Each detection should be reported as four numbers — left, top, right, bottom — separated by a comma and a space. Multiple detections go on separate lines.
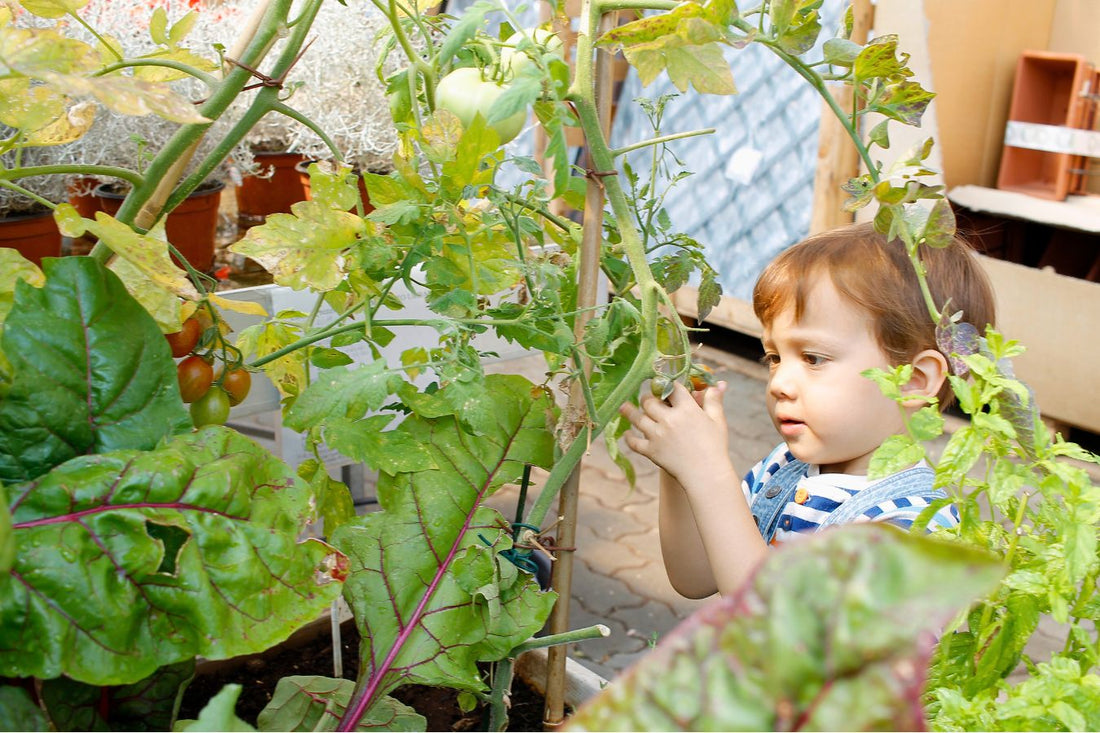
749, 459, 946, 543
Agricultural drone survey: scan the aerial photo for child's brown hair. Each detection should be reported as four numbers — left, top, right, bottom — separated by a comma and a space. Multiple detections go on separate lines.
752, 222, 996, 406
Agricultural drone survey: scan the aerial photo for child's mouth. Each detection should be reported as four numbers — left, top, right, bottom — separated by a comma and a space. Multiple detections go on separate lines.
778, 418, 805, 437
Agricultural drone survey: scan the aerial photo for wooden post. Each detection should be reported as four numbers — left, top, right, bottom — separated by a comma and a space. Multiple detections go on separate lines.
809, 0, 874, 234
541, 9, 616, 729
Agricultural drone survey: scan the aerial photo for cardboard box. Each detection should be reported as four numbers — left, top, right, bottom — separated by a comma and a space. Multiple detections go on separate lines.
912, 0, 1058, 190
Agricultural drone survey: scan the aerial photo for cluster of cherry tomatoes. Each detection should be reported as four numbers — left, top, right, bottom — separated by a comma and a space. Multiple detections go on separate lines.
165, 311, 252, 427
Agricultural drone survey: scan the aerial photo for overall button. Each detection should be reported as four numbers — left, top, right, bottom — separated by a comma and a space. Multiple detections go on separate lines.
764, 484, 782, 498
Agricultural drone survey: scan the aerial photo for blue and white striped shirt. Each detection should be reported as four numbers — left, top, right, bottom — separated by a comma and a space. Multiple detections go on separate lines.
741, 444, 959, 544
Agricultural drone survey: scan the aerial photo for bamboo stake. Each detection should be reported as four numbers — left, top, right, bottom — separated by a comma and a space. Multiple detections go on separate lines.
542, 10, 616, 729
809, 0, 873, 234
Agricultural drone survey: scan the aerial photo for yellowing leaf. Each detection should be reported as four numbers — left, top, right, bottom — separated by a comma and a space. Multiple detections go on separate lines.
18, 0, 88, 20
0, 24, 99, 76
228, 201, 367, 292
626, 41, 736, 95
107, 255, 183, 332
236, 321, 307, 399
0, 78, 66, 133
24, 100, 95, 145
132, 48, 217, 83
85, 213, 200, 301
209, 293, 268, 318
69, 74, 209, 124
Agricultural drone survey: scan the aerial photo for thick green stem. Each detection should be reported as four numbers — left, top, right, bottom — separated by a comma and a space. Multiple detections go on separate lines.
526, 0, 665, 528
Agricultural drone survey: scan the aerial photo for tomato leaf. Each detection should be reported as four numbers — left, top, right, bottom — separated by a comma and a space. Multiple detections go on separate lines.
0, 258, 191, 485
1, 426, 345, 685
228, 201, 367, 292
284, 361, 403, 430
569, 525, 1003, 731
597, 1, 736, 94
330, 375, 556, 725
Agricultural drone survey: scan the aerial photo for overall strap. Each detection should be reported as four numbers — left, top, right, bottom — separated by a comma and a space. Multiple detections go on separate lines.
750, 459, 810, 543
819, 466, 944, 528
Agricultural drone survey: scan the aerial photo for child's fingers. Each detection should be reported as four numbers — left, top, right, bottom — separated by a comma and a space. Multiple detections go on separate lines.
619, 400, 653, 432
666, 381, 696, 406
701, 380, 727, 420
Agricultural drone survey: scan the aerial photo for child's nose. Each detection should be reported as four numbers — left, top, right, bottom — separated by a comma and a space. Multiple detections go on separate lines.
767, 362, 796, 399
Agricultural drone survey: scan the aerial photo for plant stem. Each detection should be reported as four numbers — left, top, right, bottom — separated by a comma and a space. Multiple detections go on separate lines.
610, 127, 716, 157
1, 165, 143, 188
512, 623, 611, 654
94, 59, 219, 87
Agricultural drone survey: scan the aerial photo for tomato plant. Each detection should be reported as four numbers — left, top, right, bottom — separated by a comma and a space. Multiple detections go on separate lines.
499, 28, 563, 81
177, 355, 213, 403
435, 66, 526, 144
189, 387, 231, 427
165, 317, 201, 358
219, 368, 251, 406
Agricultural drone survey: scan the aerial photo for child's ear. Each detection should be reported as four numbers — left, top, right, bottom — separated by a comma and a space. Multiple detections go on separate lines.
901, 349, 949, 404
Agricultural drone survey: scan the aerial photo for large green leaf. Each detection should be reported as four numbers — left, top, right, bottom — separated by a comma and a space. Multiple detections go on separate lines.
41, 660, 195, 730
0, 257, 191, 485
256, 676, 424, 731
0, 684, 49, 731
330, 375, 557, 728
0, 426, 345, 685
568, 525, 1004, 731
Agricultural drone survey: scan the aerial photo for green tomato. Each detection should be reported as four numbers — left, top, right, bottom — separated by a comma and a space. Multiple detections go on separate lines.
435, 66, 526, 144
190, 387, 231, 427
500, 28, 564, 80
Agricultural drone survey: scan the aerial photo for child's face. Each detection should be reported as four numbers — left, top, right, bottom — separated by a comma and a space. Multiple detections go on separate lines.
760, 273, 905, 475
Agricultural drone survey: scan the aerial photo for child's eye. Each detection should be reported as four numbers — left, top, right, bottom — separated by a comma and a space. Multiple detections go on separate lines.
759, 352, 780, 368
803, 353, 827, 366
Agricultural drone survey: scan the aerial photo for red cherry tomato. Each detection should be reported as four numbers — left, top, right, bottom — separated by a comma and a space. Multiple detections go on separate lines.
220, 368, 252, 406
177, 355, 214, 403
190, 387, 231, 427
165, 317, 202, 358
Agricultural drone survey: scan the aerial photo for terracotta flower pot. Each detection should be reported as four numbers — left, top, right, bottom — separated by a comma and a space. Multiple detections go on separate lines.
294, 160, 375, 214
234, 151, 309, 228
997, 50, 1097, 201
1, 207, 62, 266
66, 176, 103, 254
94, 181, 225, 272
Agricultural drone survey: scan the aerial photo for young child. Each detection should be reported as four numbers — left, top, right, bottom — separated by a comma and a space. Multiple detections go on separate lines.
620, 222, 997, 599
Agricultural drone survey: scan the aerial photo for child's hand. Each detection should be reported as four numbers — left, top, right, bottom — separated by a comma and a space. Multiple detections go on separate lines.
619, 380, 731, 487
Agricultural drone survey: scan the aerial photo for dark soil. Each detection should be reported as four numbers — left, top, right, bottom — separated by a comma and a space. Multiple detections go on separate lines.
178, 621, 549, 731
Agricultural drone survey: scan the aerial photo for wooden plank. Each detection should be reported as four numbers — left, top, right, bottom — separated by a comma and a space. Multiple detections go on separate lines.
671, 286, 762, 338
809, 0, 872, 234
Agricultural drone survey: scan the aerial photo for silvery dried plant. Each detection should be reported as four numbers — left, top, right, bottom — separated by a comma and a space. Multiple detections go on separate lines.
0, 143, 73, 216
14, 0, 254, 194
263, 1, 406, 174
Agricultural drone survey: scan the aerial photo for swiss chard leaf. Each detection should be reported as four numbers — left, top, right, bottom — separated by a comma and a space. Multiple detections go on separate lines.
0, 685, 48, 731
568, 525, 1003, 731
40, 660, 195, 731
331, 375, 557, 726
256, 676, 424, 732
0, 257, 191, 485
1, 427, 345, 685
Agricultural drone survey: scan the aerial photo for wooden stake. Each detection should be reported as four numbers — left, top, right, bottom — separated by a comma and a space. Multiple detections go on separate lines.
809, 0, 874, 234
